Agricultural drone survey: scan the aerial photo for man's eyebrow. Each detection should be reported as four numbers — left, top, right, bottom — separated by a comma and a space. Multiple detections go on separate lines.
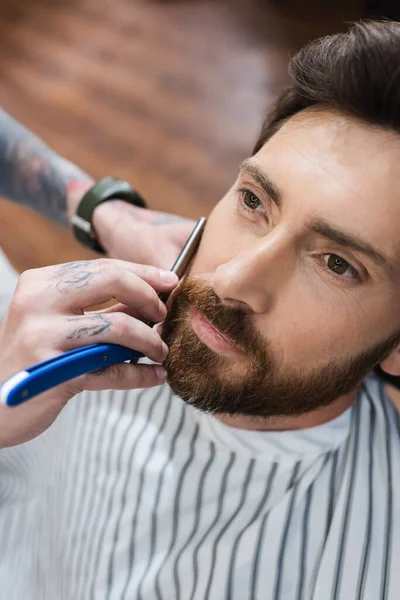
239, 160, 282, 208
239, 160, 394, 276
309, 219, 393, 274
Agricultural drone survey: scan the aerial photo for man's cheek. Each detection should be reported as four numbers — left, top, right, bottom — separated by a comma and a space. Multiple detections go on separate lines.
190, 231, 234, 276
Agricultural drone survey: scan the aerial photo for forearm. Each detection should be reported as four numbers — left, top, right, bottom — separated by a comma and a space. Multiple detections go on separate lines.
0, 108, 93, 226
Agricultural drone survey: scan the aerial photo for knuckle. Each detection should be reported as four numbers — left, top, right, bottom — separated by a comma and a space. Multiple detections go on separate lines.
10, 288, 32, 319
132, 263, 157, 281
96, 258, 117, 278
131, 263, 146, 278
12, 268, 44, 314
146, 300, 160, 320
141, 264, 159, 280
65, 378, 85, 397
18, 268, 36, 284
112, 313, 131, 339
14, 269, 35, 295
151, 329, 164, 353
135, 367, 148, 389
138, 286, 160, 314
131, 265, 161, 290
95, 257, 110, 271
107, 363, 126, 382
10, 289, 27, 315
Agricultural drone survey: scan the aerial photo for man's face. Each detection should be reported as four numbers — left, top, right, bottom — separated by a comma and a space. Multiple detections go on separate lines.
162, 109, 400, 419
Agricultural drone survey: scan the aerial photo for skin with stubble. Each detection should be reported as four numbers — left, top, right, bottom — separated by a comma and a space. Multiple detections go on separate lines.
161, 109, 400, 431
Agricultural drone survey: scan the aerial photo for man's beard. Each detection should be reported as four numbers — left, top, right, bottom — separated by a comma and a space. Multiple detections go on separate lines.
161, 278, 400, 418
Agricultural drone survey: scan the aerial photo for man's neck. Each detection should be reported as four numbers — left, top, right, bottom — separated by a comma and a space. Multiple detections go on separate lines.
214, 388, 358, 432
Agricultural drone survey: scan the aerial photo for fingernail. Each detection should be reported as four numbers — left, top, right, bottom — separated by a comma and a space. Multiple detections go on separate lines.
162, 342, 169, 358
156, 366, 168, 381
160, 270, 178, 284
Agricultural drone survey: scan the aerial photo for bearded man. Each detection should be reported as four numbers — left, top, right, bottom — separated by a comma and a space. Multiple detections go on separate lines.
0, 19, 400, 600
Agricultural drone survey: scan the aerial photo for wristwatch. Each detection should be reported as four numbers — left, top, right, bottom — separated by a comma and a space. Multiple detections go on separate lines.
71, 176, 147, 253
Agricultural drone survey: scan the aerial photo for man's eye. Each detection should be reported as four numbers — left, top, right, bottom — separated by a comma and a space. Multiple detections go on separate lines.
324, 254, 358, 278
243, 190, 262, 210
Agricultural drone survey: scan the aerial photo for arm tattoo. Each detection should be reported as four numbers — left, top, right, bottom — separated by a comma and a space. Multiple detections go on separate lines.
0, 108, 92, 225
50, 261, 98, 294
66, 314, 111, 339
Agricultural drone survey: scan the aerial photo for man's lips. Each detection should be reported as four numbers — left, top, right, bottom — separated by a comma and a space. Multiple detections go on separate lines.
190, 309, 243, 356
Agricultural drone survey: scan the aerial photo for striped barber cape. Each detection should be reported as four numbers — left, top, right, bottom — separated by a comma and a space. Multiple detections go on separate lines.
0, 374, 399, 599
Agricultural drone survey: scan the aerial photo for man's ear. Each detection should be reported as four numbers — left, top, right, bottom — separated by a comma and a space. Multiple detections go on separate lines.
380, 346, 400, 376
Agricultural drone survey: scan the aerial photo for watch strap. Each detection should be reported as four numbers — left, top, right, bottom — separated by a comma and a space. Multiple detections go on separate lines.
72, 176, 147, 253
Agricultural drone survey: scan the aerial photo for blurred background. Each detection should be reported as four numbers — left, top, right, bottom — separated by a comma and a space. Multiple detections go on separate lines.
0, 0, 396, 273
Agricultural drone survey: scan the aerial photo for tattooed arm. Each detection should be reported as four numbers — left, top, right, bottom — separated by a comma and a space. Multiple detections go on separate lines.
0, 107, 195, 267
0, 108, 92, 225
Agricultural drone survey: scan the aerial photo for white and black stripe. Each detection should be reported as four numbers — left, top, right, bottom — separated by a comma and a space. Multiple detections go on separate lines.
0, 374, 399, 599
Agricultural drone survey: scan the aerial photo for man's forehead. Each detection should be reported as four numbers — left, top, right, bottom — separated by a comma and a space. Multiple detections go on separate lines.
262, 109, 400, 178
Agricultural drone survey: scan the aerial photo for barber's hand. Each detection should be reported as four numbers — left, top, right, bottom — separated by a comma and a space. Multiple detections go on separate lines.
92, 201, 196, 269
0, 259, 178, 448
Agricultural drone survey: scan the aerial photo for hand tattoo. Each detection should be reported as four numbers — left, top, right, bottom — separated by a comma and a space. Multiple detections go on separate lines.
66, 314, 111, 339
50, 261, 97, 294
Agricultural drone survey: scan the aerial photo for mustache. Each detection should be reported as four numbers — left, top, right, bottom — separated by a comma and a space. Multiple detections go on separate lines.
174, 278, 265, 355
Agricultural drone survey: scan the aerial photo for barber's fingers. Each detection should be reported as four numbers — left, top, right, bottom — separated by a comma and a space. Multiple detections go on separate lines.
47, 260, 176, 320
12, 310, 167, 366
59, 312, 168, 364
78, 362, 168, 393
14, 259, 177, 324
38, 258, 178, 290
87, 302, 145, 319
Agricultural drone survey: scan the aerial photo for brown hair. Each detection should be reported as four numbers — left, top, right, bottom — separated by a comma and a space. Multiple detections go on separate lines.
253, 20, 400, 154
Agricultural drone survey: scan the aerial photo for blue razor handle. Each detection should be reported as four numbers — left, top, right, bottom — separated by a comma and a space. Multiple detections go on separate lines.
0, 344, 144, 407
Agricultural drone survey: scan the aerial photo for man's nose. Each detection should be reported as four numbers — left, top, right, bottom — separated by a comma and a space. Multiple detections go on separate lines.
212, 235, 290, 314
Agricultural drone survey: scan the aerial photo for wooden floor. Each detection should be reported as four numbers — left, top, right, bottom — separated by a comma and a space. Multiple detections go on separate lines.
0, 0, 363, 272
